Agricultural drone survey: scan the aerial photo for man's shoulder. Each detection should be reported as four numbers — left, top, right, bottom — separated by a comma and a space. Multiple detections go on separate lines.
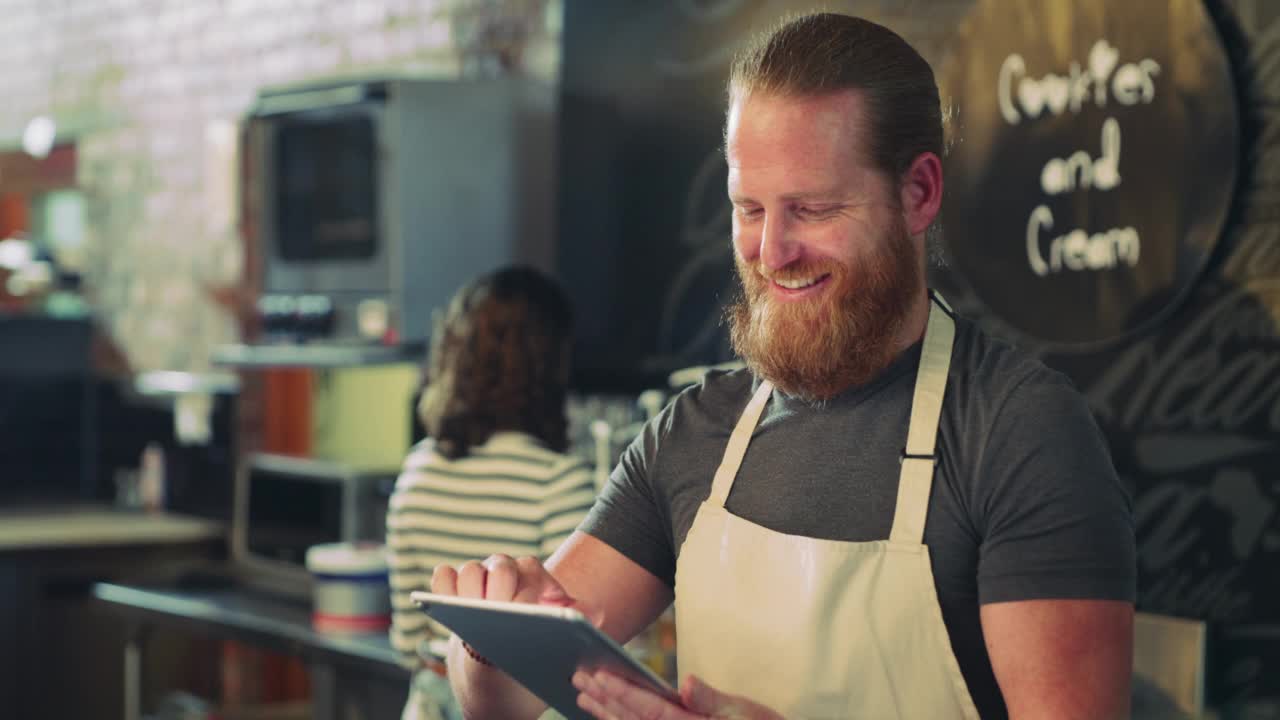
951, 314, 1077, 396
668, 366, 756, 421
633, 366, 756, 459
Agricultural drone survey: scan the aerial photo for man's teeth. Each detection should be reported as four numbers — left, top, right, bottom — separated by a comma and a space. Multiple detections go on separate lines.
775, 276, 821, 290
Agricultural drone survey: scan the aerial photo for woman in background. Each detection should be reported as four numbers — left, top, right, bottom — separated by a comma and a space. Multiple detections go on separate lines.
388, 266, 595, 720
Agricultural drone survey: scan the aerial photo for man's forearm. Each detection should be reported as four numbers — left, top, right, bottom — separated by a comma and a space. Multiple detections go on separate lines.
446, 635, 548, 720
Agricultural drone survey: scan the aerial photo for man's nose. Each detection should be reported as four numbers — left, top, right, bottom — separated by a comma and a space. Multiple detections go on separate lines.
759, 212, 801, 271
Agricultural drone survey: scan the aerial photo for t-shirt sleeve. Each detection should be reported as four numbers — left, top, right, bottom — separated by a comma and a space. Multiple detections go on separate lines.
975, 374, 1136, 605
578, 410, 678, 586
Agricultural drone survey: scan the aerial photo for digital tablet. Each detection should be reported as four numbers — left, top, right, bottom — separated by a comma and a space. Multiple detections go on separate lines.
410, 591, 679, 719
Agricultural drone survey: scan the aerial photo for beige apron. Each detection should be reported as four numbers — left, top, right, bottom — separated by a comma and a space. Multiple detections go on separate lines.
674, 298, 981, 719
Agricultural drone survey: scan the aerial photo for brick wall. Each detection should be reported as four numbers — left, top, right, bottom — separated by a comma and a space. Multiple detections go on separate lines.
0, 0, 558, 372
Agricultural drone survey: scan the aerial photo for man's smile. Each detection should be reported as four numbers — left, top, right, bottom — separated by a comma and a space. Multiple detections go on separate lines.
768, 272, 833, 301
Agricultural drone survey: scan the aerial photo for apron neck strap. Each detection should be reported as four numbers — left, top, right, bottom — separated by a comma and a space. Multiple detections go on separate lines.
707, 292, 956, 528
707, 379, 773, 508
889, 294, 956, 544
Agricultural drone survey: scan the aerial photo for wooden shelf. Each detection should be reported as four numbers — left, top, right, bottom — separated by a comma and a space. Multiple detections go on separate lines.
211, 342, 423, 369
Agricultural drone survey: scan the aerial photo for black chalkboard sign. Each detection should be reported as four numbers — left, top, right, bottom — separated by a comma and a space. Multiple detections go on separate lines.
939, 0, 1238, 347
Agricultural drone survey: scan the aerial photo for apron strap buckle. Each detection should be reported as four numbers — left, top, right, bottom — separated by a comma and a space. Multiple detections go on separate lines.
899, 450, 936, 465
892, 451, 938, 545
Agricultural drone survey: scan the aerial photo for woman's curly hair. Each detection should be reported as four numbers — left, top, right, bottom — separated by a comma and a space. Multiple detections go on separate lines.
417, 266, 573, 459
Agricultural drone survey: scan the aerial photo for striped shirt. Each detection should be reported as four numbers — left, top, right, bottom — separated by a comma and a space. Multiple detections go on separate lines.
386, 431, 595, 662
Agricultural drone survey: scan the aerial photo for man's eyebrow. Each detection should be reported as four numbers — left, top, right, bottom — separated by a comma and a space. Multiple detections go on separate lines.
728, 190, 850, 204
778, 191, 845, 202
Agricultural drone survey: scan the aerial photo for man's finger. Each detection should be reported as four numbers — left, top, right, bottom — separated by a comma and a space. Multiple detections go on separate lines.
508, 556, 568, 605
456, 560, 486, 598
574, 671, 636, 720
591, 670, 699, 720
576, 689, 618, 720
681, 674, 723, 715
429, 564, 457, 595
482, 554, 519, 601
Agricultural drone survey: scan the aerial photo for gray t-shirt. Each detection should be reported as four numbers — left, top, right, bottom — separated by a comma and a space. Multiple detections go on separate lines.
581, 311, 1136, 720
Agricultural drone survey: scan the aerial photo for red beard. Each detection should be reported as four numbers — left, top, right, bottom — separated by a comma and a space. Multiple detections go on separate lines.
728, 219, 922, 402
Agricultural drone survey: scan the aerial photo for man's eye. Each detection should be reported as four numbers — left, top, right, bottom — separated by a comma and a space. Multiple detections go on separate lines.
735, 206, 763, 220
797, 206, 836, 220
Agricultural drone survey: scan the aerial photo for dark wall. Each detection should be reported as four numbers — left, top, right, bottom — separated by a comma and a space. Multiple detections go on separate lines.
558, 0, 973, 391
0, 315, 234, 518
557, 0, 1280, 708
1031, 2, 1280, 705
92, 384, 236, 523
0, 317, 94, 501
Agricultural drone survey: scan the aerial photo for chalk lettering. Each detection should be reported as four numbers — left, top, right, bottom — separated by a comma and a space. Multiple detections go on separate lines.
1141, 566, 1250, 619
998, 40, 1160, 125
1026, 204, 1140, 276
1221, 223, 1280, 280
1112, 59, 1161, 105
1040, 117, 1122, 194
1087, 280, 1280, 433
1134, 481, 1203, 572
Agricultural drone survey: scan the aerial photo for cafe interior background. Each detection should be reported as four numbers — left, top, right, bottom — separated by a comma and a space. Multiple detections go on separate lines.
0, 0, 1277, 717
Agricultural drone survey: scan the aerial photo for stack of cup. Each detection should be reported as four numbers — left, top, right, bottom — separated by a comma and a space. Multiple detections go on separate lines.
304, 542, 391, 634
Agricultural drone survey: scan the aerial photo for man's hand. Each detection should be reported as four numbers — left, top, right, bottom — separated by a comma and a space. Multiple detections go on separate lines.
432, 553, 603, 720
573, 670, 784, 720
431, 535, 675, 720
431, 553, 601, 624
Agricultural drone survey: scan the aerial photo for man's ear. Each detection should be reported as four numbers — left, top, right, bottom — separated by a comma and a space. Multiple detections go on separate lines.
899, 152, 944, 237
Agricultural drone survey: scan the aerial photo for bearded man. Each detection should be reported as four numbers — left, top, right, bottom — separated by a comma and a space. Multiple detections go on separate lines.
429, 13, 1136, 720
